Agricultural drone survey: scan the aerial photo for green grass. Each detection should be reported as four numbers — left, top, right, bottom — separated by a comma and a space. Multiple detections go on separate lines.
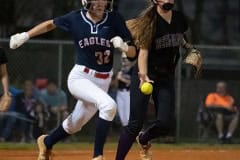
0, 143, 36, 150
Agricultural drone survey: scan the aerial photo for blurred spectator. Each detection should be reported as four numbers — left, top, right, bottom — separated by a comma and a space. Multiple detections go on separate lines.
108, 74, 118, 100
205, 81, 239, 143
0, 80, 39, 142
0, 86, 22, 142
40, 79, 68, 129
25, 80, 41, 98
15, 80, 39, 142
115, 53, 133, 126
35, 78, 48, 90
31, 101, 49, 139
7, 86, 24, 111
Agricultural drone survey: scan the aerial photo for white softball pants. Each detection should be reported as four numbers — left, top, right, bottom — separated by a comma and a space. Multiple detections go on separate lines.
116, 89, 130, 126
62, 65, 117, 134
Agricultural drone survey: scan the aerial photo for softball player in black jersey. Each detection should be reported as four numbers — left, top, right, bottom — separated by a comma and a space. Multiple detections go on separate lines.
0, 47, 9, 97
115, 0, 189, 159
0, 47, 11, 112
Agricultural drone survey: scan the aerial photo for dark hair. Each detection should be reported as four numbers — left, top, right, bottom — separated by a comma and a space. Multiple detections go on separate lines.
216, 81, 227, 88
47, 78, 57, 86
34, 100, 44, 106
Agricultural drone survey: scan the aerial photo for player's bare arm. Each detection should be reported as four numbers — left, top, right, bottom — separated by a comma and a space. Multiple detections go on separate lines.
138, 49, 148, 76
181, 27, 196, 50
10, 20, 56, 49
28, 20, 56, 38
181, 37, 193, 49
0, 64, 10, 96
138, 48, 153, 85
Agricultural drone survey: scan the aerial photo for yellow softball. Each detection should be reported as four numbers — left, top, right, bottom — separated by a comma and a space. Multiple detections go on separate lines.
140, 82, 153, 95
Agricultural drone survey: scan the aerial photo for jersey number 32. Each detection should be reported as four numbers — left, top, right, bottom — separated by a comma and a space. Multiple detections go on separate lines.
95, 50, 111, 65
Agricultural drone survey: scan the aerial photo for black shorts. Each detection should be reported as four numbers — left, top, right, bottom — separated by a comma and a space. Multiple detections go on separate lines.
206, 107, 236, 115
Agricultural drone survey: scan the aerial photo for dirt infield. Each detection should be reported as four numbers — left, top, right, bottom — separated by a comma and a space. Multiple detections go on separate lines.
1, 148, 240, 160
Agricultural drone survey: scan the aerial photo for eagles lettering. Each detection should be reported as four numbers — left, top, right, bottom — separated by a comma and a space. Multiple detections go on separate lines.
78, 37, 111, 48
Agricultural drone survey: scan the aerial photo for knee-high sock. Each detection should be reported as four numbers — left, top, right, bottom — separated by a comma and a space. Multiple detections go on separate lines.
93, 117, 112, 157
115, 127, 136, 160
44, 125, 70, 149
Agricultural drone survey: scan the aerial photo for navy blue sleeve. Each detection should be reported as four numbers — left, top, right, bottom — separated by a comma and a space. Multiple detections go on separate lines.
112, 12, 134, 45
53, 12, 74, 32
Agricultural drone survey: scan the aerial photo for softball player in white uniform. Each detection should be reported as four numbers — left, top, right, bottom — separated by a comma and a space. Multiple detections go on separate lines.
9, 0, 136, 160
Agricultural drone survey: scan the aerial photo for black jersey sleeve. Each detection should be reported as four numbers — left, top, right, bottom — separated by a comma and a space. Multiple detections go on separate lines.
179, 11, 188, 33
112, 12, 134, 45
174, 11, 189, 33
0, 47, 8, 65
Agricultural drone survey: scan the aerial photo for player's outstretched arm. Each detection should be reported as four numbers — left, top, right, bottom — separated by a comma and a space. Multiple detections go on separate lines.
27, 20, 56, 38
110, 36, 136, 58
10, 20, 56, 49
138, 48, 153, 86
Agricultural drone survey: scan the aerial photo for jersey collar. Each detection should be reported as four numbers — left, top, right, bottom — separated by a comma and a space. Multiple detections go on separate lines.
81, 9, 108, 34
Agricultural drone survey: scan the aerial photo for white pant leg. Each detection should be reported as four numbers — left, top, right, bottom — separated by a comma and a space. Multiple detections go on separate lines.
63, 100, 97, 134
63, 65, 117, 133
116, 90, 130, 126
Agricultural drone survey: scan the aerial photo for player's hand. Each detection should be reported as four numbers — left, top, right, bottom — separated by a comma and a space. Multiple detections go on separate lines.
110, 36, 128, 52
138, 72, 154, 88
10, 32, 29, 49
82, 0, 87, 6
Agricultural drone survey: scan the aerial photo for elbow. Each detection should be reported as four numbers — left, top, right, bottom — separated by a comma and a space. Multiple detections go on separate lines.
46, 20, 56, 31
126, 46, 136, 58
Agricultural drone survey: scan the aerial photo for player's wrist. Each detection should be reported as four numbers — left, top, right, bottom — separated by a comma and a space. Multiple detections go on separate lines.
121, 42, 129, 52
22, 32, 30, 41
138, 72, 147, 76
138, 72, 147, 80
10, 32, 30, 49
3, 92, 11, 97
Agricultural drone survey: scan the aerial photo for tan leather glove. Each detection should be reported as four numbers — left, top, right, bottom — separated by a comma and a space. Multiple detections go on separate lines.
0, 94, 12, 112
184, 48, 203, 78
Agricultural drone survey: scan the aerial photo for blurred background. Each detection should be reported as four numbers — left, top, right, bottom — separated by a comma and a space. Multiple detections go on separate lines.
0, 0, 240, 144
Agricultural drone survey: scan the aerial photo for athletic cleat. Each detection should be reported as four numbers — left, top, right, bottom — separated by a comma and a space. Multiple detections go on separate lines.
92, 155, 105, 160
37, 135, 52, 160
136, 133, 152, 160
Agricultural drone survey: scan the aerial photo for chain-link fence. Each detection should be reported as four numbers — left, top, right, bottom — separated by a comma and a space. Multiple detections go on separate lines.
1, 38, 240, 142
0, 39, 123, 88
